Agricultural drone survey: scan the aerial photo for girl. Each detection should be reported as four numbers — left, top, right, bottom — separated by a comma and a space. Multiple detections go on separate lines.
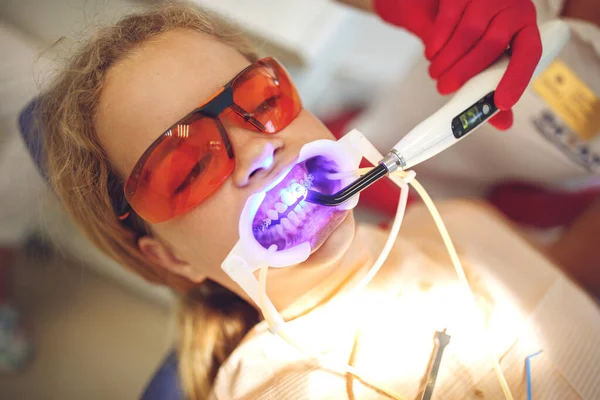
39, 2, 599, 399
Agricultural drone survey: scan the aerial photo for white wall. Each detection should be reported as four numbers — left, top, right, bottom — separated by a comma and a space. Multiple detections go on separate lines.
0, 0, 140, 45
0, 0, 422, 117
192, 0, 423, 116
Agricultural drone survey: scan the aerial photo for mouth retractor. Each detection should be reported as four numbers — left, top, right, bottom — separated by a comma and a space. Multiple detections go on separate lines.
221, 130, 370, 322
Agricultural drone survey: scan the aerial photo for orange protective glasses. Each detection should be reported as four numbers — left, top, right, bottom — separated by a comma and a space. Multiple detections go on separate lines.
122, 58, 302, 223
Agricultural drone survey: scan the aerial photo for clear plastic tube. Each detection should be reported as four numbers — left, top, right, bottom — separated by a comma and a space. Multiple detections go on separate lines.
259, 264, 407, 400
402, 174, 513, 400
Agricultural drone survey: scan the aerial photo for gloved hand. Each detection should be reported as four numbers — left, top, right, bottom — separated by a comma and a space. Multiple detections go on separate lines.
375, 0, 542, 130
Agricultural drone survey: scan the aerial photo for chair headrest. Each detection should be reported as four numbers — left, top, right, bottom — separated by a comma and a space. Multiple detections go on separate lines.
18, 98, 48, 183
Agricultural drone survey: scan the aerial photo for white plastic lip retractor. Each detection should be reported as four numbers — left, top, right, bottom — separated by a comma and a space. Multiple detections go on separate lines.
221, 129, 378, 308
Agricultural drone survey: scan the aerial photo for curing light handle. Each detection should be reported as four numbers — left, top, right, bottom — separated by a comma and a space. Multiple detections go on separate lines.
383, 20, 570, 172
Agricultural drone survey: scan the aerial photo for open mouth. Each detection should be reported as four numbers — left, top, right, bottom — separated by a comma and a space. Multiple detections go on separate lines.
252, 156, 348, 251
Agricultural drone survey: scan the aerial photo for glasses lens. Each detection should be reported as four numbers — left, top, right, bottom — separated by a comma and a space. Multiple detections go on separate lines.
125, 116, 234, 223
231, 58, 302, 133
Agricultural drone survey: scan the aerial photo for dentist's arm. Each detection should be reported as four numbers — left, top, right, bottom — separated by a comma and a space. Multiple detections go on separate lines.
335, 0, 542, 131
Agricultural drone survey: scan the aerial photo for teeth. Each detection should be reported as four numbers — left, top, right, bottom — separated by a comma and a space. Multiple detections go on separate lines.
290, 183, 307, 199
267, 210, 278, 220
275, 202, 288, 214
288, 211, 301, 226
281, 218, 294, 231
281, 190, 296, 206
303, 173, 315, 188
276, 224, 284, 236
294, 204, 304, 215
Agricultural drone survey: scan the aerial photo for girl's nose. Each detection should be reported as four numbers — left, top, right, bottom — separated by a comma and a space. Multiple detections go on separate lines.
228, 128, 284, 188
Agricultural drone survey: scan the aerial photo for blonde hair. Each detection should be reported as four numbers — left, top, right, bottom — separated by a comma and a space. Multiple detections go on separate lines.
40, 2, 260, 398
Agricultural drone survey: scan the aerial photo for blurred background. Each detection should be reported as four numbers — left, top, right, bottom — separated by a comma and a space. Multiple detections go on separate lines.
0, 1, 422, 398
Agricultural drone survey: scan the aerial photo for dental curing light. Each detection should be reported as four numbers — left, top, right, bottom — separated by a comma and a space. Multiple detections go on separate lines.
306, 20, 570, 207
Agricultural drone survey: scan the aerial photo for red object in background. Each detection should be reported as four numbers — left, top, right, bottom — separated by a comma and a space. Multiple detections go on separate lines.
356, 158, 417, 217
323, 109, 416, 218
488, 182, 600, 229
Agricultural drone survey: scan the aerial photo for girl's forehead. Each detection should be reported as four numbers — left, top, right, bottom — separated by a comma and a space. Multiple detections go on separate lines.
95, 29, 250, 177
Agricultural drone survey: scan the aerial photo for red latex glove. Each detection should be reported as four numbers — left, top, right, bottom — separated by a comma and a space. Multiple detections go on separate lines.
375, 0, 542, 130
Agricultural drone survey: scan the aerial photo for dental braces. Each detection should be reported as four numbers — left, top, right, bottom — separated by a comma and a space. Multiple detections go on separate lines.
256, 174, 313, 233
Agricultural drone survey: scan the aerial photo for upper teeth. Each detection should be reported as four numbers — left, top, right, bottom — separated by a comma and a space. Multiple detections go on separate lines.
291, 182, 307, 196
281, 191, 296, 206
280, 184, 307, 207
275, 202, 287, 213
256, 175, 314, 235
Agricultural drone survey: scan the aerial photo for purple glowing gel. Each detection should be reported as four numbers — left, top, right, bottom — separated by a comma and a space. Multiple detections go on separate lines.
252, 156, 348, 251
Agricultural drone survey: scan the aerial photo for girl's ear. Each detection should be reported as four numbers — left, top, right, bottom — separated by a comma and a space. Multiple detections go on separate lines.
137, 236, 205, 284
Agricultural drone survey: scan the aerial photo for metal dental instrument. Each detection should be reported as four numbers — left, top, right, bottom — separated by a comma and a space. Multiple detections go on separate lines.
306, 20, 570, 207
421, 330, 452, 400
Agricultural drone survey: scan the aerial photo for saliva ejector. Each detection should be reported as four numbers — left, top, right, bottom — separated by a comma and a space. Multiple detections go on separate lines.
221, 20, 570, 400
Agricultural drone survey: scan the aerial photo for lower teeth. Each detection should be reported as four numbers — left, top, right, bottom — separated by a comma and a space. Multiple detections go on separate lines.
281, 218, 294, 231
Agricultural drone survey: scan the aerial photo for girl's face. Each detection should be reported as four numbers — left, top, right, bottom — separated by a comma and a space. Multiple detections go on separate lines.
95, 29, 356, 305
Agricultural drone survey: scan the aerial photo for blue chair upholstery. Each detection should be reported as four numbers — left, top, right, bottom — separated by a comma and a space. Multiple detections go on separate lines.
18, 101, 184, 399
18, 99, 48, 182
140, 351, 184, 400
